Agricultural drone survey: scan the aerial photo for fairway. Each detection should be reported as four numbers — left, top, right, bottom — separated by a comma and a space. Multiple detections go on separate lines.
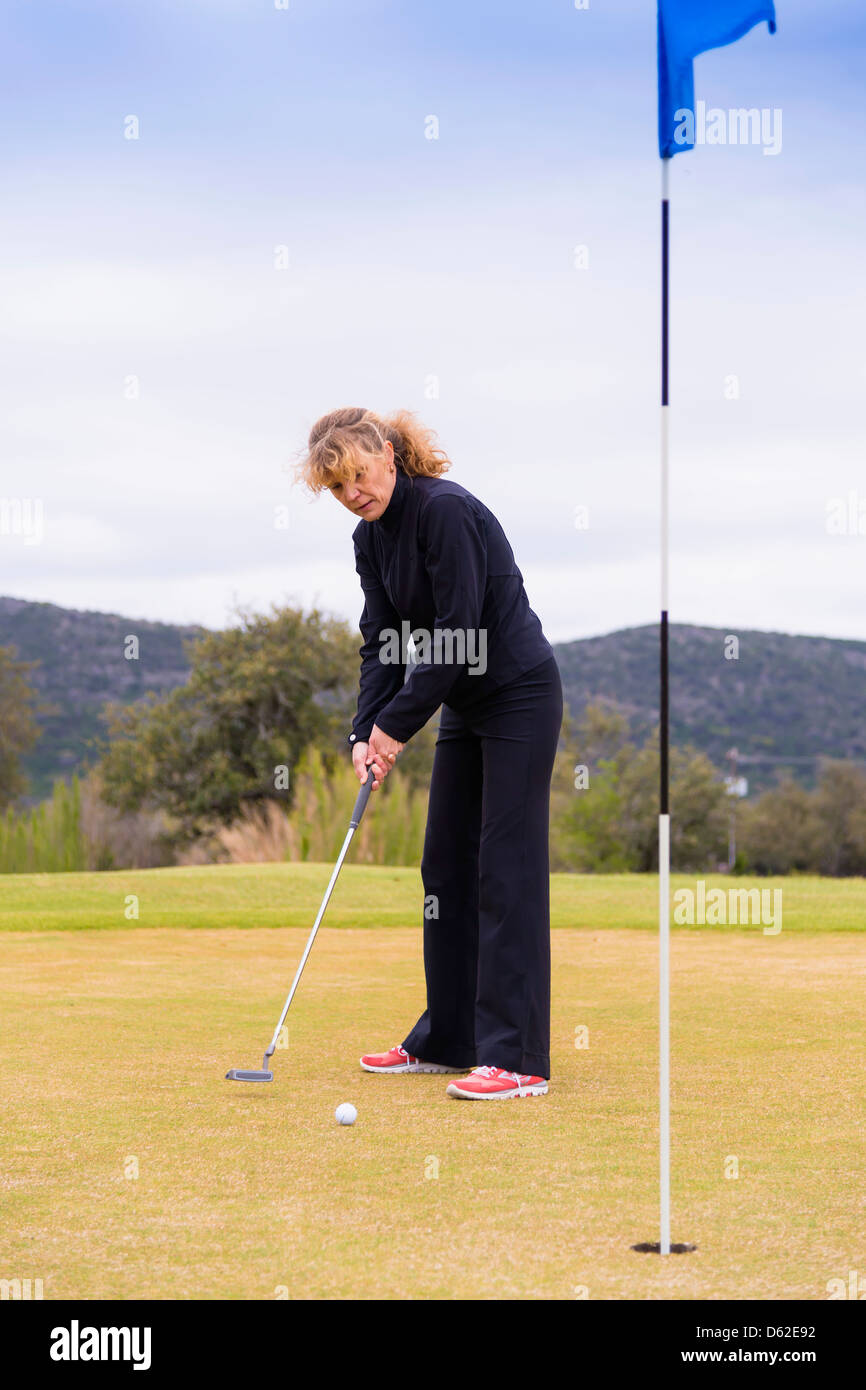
2, 866, 864, 1300
3, 862, 864, 933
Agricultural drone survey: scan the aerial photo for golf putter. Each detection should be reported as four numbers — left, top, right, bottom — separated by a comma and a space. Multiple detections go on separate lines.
226, 762, 378, 1082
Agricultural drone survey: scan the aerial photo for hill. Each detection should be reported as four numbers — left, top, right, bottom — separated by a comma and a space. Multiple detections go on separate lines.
555, 623, 866, 793
0, 597, 204, 800
2, 597, 864, 800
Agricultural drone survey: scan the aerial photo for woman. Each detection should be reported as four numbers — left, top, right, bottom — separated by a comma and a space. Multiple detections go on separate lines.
298, 407, 562, 1100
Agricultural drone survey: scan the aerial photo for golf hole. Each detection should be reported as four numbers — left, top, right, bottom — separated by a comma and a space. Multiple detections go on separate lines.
631, 1241, 697, 1254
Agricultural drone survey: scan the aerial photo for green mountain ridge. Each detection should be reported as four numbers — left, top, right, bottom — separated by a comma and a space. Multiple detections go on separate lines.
0, 596, 205, 800
555, 623, 866, 794
2, 596, 863, 801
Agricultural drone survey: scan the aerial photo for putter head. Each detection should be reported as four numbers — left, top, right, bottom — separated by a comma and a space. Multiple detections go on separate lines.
225, 1068, 273, 1082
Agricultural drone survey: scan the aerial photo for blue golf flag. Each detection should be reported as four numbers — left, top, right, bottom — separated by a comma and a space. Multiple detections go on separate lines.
658, 1, 777, 157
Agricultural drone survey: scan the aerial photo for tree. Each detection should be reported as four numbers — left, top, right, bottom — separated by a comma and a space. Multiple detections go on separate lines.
811, 761, 866, 876
98, 605, 358, 843
555, 703, 728, 871
613, 740, 728, 871
0, 645, 42, 809
737, 777, 819, 875
737, 762, 866, 877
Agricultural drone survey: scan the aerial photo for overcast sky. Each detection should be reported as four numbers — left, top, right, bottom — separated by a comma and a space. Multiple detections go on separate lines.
1, 0, 864, 643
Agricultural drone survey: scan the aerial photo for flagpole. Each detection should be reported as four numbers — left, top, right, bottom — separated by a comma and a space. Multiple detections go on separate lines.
651, 0, 775, 1263
659, 151, 671, 1257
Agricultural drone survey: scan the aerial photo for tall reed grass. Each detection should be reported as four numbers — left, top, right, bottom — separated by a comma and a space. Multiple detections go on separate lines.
216, 749, 428, 866
0, 776, 87, 873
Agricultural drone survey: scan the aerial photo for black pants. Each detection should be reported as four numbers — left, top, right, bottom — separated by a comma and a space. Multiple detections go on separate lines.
402, 655, 563, 1079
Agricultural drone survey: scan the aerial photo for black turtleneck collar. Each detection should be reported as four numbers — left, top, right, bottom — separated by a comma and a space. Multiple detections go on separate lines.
376, 464, 411, 535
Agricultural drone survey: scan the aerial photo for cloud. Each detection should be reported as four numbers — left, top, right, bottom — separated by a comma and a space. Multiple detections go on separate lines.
469, 359, 619, 403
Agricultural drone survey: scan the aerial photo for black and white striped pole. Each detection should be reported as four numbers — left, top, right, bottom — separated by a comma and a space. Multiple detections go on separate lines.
650, 154, 696, 1260
659, 152, 671, 1257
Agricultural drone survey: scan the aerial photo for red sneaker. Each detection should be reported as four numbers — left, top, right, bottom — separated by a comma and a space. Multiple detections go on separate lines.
359, 1045, 467, 1075
446, 1066, 548, 1100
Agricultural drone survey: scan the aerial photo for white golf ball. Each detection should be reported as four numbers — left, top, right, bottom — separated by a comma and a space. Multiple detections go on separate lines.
335, 1102, 357, 1126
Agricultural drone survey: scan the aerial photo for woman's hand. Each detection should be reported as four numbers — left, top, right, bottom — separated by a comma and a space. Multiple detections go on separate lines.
352, 727, 404, 789
369, 724, 404, 781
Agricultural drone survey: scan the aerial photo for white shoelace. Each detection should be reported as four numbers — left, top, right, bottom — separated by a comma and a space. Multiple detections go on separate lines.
472, 1065, 526, 1095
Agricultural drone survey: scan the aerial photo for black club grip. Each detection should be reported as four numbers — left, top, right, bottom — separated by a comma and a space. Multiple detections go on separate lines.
349, 763, 377, 829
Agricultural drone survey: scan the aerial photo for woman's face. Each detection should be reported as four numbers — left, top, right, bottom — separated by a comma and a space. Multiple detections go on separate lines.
327, 443, 397, 521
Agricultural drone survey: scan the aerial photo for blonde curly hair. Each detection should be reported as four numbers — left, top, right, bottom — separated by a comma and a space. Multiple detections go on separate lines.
296, 407, 451, 494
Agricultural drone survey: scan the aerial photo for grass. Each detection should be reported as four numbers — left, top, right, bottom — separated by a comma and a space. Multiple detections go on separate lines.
1, 863, 864, 932
1, 866, 864, 1300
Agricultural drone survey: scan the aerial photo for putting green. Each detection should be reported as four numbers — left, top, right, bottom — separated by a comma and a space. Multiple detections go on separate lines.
1, 868, 864, 1299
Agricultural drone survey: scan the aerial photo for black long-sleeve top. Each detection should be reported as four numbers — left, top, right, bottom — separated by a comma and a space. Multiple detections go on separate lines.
348, 466, 553, 747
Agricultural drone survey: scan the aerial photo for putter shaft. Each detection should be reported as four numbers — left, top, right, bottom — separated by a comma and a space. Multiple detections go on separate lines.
226, 765, 376, 1082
